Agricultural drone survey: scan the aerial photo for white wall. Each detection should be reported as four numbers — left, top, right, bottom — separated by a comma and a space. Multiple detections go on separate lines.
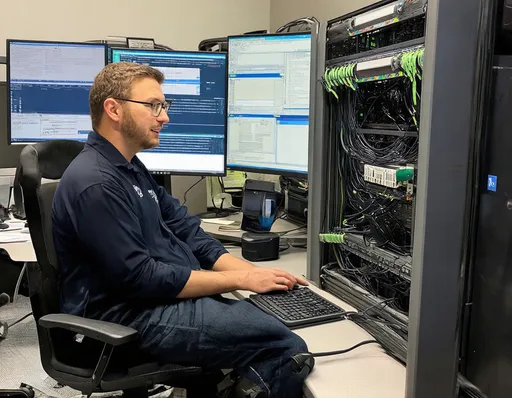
270, 0, 375, 31
0, 0, 271, 80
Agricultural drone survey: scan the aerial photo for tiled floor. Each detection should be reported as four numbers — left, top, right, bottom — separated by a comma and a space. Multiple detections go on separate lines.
0, 296, 177, 397
0, 296, 82, 397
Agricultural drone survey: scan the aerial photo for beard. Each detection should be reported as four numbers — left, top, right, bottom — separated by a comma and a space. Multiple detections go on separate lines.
120, 109, 159, 150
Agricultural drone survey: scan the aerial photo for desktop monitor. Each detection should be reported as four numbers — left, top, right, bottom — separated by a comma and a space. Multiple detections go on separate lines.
226, 33, 313, 177
110, 48, 228, 176
7, 40, 108, 144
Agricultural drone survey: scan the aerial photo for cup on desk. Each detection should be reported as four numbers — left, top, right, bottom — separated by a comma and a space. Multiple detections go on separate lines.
258, 198, 276, 230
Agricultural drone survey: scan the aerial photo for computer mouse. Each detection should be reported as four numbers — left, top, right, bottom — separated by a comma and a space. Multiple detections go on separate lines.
291, 353, 315, 376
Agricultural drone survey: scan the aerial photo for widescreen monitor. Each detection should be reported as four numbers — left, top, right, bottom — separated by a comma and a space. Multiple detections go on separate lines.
111, 48, 227, 176
226, 33, 312, 176
7, 40, 108, 144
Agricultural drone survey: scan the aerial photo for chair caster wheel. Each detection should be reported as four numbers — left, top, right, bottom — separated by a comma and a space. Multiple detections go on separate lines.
0, 321, 8, 339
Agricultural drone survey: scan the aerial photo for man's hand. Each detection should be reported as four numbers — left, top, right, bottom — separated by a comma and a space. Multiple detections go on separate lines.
176, 267, 308, 298
236, 268, 308, 293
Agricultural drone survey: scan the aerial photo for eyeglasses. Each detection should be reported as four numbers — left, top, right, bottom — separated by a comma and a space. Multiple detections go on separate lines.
114, 98, 172, 117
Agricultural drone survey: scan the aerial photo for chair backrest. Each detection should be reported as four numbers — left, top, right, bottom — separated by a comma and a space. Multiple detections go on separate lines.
18, 140, 84, 368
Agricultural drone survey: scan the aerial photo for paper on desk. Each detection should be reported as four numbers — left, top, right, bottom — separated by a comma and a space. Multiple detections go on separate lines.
202, 218, 235, 225
223, 171, 246, 189
0, 233, 29, 243
0, 225, 23, 232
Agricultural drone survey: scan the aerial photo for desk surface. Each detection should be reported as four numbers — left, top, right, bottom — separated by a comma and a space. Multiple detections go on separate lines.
0, 240, 36, 262
0, 225, 406, 398
200, 213, 307, 243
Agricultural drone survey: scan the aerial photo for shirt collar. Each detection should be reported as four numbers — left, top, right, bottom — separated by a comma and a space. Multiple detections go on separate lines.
87, 131, 140, 171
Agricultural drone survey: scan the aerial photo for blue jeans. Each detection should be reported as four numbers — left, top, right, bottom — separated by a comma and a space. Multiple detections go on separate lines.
127, 295, 309, 398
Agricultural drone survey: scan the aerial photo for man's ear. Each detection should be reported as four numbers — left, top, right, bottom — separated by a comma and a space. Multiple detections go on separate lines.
103, 98, 122, 122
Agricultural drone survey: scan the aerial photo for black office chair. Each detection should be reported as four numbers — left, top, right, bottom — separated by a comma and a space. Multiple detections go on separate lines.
13, 140, 221, 398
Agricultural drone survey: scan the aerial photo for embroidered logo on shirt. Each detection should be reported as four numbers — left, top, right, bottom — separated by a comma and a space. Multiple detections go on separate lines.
148, 189, 158, 204
133, 185, 143, 198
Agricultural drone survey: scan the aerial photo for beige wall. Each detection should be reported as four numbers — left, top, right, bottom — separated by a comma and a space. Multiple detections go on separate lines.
0, 0, 271, 80
0, 1, 271, 212
270, 0, 375, 31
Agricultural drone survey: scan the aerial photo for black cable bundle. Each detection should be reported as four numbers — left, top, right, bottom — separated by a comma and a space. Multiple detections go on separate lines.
276, 17, 319, 33
457, 374, 488, 398
326, 79, 415, 255
325, 255, 410, 325
321, 265, 409, 363
338, 85, 419, 166
334, 248, 410, 312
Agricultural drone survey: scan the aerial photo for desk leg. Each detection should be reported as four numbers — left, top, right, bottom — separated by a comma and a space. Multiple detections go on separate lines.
13, 262, 27, 303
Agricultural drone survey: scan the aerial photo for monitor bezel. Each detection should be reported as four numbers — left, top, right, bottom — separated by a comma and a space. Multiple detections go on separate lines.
6, 39, 109, 146
109, 47, 228, 177
226, 31, 313, 178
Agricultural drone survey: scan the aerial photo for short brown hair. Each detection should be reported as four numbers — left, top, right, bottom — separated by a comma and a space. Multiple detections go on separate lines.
89, 62, 164, 130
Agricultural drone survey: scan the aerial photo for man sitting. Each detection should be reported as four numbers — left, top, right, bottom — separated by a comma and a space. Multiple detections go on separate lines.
52, 62, 309, 398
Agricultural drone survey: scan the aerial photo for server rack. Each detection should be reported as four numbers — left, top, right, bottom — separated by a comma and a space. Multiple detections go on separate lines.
306, 0, 488, 396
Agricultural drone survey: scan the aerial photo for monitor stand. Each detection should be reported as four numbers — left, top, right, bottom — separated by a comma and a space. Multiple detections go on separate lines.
152, 174, 172, 195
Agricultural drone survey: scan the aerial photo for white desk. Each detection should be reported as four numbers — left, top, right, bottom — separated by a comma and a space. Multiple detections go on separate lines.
0, 234, 406, 398
0, 241, 36, 263
200, 213, 307, 244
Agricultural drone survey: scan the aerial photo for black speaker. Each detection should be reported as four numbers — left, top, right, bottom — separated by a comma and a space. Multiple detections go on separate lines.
241, 232, 280, 262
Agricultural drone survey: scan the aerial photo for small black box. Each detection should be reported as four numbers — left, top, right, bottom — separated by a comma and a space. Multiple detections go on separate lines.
241, 232, 280, 262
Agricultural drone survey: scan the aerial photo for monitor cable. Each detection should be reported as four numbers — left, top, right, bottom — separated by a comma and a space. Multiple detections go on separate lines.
182, 176, 205, 206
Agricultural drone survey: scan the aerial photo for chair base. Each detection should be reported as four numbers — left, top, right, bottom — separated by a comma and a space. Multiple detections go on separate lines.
217, 374, 267, 398
0, 383, 35, 397
121, 383, 219, 398
122, 386, 149, 397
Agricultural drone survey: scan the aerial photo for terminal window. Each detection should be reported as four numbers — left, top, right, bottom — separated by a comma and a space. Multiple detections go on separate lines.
8, 41, 107, 144
227, 33, 312, 175
111, 49, 227, 175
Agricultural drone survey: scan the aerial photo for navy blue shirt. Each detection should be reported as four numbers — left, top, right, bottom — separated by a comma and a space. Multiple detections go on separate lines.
52, 131, 227, 322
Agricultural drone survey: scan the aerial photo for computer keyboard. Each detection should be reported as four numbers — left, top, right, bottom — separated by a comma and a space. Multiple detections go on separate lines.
248, 287, 345, 329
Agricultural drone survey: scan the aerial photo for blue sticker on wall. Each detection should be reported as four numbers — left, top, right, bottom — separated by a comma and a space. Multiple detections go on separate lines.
488, 175, 498, 192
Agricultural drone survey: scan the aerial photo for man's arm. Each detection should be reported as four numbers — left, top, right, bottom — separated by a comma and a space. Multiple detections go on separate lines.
176, 253, 310, 298
211, 253, 309, 285
212, 253, 254, 272
154, 183, 227, 269
72, 183, 192, 299
70, 183, 306, 300
176, 267, 304, 299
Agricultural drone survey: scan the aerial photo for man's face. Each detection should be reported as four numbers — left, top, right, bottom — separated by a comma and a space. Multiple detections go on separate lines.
120, 77, 170, 150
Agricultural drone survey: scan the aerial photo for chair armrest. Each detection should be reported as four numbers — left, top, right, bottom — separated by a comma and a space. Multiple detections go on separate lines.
39, 314, 138, 346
